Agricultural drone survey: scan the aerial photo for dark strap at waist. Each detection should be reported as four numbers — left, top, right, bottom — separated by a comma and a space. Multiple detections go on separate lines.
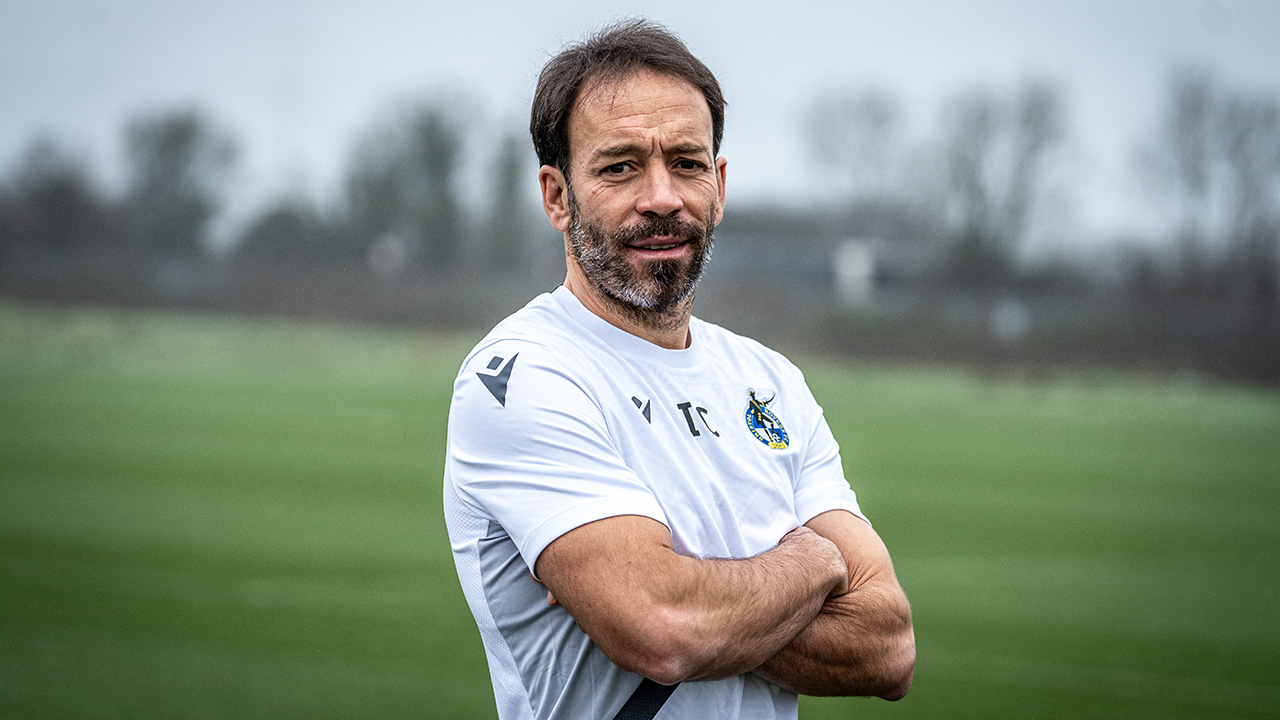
612, 678, 679, 720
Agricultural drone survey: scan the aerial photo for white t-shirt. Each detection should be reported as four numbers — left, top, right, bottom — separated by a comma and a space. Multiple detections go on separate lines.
444, 286, 865, 720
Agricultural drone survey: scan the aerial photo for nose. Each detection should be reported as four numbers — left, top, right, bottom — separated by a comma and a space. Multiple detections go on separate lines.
635, 165, 684, 218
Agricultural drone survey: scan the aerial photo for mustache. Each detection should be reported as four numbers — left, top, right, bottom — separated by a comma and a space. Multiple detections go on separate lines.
613, 216, 705, 245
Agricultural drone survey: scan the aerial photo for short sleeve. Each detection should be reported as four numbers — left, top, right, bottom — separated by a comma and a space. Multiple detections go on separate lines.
446, 340, 667, 577
789, 376, 867, 526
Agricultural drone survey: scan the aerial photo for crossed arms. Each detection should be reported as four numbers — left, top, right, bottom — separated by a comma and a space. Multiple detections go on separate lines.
534, 508, 915, 698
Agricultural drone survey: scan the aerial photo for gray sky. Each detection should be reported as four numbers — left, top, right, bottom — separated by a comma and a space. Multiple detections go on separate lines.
3, 0, 1279, 249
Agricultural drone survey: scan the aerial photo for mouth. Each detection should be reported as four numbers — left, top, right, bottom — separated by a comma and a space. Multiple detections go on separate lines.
628, 235, 689, 255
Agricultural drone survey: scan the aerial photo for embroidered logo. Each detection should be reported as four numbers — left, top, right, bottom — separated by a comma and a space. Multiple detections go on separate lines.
744, 389, 789, 449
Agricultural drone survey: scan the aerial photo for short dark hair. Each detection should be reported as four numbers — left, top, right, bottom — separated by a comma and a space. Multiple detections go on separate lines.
530, 19, 725, 178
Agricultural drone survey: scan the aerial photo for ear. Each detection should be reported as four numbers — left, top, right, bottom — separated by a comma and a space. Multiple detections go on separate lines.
539, 165, 571, 233
713, 156, 727, 226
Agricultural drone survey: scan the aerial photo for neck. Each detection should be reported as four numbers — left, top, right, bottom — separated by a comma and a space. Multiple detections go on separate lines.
564, 269, 693, 350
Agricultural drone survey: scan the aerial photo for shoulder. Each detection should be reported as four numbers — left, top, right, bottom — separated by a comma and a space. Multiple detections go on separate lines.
451, 292, 609, 415
457, 292, 594, 378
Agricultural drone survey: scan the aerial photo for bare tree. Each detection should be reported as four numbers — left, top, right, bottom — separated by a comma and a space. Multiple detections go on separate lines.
0, 137, 113, 261
122, 108, 236, 257
802, 87, 904, 204
940, 80, 1065, 287
484, 128, 534, 272
342, 96, 470, 272
944, 88, 1000, 282
1139, 68, 1218, 290
1218, 92, 1280, 324
1141, 68, 1280, 319
234, 196, 334, 267
404, 104, 465, 269
1006, 83, 1064, 253
343, 133, 406, 261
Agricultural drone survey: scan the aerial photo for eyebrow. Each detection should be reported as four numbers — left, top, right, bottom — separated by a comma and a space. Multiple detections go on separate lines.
589, 144, 643, 164
668, 142, 710, 157
588, 142, 712, 164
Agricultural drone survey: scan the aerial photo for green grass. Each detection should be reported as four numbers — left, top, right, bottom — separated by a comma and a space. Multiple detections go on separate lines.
1, 302, 1277, 719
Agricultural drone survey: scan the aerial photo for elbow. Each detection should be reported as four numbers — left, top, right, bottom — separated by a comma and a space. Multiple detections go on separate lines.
598, 607, 720, 685
878, 655, 914, 701
877, 628, 916, 701
617, 636, 697, 687
634, 655, 698, 687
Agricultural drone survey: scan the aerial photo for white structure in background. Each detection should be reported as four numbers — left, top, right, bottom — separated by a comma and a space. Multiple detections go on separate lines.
834, 239, 877, 308
990, 296, 1032, 345
368, 232, 410, 277
831, 237, 939, 310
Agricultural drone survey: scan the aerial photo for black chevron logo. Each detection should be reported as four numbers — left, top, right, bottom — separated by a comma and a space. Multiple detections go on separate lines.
478, 354, 518, 406
631, 396, 651, 423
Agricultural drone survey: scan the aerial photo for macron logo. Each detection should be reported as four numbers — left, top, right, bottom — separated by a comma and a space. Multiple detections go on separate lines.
477, 354, 518, 407
631, 396, 651, 423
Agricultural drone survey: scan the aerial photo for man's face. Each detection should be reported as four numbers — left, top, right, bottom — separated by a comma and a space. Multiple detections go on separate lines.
565, 181, 714, 313
559, 69, 727, 316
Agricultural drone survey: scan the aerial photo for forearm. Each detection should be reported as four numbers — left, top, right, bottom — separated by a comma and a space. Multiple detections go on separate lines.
753, 579, 915, 698
750, 510, 915, 698
538, 518, 848, 685
650, 535, 845, 681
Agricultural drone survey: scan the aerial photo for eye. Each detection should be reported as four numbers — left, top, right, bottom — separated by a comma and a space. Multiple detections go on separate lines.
603, 162, 630, 176
675, 159, 706, 172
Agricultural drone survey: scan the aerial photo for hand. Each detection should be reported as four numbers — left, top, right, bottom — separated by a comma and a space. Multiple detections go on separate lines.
779, 525, 850, 598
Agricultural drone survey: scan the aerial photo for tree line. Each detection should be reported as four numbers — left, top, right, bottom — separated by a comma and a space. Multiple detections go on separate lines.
0, 99, 548, 281
0, 67, 1276, 379
3, 68, 1277, 289
803, 68, 1278, 311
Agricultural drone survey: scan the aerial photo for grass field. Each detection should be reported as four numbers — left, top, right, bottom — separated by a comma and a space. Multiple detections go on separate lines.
1, 301, 1278, 719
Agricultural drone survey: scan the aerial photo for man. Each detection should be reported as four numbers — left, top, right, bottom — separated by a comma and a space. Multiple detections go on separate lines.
444, 19, 914, 719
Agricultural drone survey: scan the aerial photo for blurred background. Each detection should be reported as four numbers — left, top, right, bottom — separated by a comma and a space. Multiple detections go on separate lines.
3, 0, 1279, 380
1, 1, 1278, 718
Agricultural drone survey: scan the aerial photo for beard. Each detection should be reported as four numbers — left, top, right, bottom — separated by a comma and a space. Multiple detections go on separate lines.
567, 189, 716, 327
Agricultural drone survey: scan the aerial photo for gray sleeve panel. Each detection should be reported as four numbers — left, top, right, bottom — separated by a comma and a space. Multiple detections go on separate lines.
478, 520, 641, 720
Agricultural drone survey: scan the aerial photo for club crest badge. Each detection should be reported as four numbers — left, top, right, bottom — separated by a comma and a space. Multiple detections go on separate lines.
744, 389, 789, 449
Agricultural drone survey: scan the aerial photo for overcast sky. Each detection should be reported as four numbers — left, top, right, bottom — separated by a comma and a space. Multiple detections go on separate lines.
3, 0, 1279, 249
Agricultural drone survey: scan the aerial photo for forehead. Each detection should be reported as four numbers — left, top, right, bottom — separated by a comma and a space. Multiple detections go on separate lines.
567, 68, 714, 156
